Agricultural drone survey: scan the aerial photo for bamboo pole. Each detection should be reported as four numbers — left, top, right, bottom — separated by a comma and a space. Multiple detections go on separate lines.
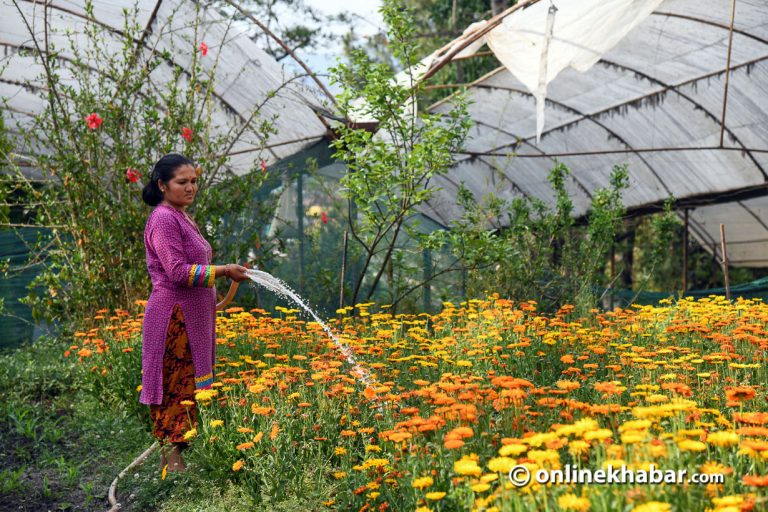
682, 209, 689, 291
720, 224, 731, 300
340, 230, 348, 309
609, 243, 616, 310
720, 0, 738, 147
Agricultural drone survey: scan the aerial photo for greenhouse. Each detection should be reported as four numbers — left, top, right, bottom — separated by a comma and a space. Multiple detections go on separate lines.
1, 0, 768, 510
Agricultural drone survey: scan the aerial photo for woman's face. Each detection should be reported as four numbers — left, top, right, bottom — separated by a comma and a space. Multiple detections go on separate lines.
160, 164, 198, 208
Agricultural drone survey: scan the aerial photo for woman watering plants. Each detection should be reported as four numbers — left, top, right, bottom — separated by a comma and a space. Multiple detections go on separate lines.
140, 154, 249, 472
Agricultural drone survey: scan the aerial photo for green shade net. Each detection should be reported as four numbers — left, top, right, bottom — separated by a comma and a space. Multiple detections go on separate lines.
0, 227, 50, 349
607, 277, 768, 307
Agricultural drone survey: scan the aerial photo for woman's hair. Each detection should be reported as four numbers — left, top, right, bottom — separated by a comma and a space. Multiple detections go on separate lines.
142, 153, 195, 206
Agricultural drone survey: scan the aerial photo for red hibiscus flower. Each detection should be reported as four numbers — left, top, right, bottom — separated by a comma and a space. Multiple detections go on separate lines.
125, 167, 140, 183
199, 42, 208, 56
85, 112, 103, 130
321, 211, 328, 224
260, 159, 267, 173
181, 127, 193, 142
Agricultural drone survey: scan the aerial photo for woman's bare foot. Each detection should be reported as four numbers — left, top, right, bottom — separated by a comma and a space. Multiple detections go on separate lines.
166, 444, 187, 472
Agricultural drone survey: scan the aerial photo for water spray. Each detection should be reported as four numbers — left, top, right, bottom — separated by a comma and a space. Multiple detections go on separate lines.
244, 269, 382, 395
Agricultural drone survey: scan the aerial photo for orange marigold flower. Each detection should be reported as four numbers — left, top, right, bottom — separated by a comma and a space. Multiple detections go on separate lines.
444, 438, 465, 449
742, 474, 768, 487
725, 386, 757, 403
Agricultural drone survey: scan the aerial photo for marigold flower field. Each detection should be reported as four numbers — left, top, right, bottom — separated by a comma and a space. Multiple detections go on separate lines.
70, 296, 768, 511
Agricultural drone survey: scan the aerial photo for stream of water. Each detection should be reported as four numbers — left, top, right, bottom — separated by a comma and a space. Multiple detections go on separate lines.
244, 269, 378, 392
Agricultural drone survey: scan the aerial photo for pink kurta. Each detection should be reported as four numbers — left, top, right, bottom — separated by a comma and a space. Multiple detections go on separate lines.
140, 203, 217, 405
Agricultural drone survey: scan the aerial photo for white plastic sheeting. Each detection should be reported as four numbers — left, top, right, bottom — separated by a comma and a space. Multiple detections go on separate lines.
427, 0, 768, 267
0, 0, 330, 176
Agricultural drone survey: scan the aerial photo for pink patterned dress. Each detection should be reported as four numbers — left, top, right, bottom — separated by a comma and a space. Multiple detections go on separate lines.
140, 203, 217, 406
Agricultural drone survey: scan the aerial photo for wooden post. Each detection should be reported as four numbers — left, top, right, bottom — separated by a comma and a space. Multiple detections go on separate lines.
422, 248, 432, 312
682, 209, 689, 291
609, 243, 616, 310
719, 0, 737, 147
296, 172, 305, 294
339, 230, 348, 309
720, 223, 731, 300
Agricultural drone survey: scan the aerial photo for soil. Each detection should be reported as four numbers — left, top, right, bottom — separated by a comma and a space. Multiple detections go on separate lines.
0, 416, 109, 512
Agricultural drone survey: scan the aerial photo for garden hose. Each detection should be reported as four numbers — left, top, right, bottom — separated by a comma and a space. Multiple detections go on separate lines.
107, 276, 241, 511
106, 442, 159, 511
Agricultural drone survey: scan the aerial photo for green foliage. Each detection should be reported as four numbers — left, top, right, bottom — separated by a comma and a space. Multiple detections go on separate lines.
4, 1, 274, 328
329, 0, 473, 308
451, 162, 629, 312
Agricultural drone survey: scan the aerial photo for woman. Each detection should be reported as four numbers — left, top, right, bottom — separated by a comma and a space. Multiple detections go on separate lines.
140, 154, 249, 472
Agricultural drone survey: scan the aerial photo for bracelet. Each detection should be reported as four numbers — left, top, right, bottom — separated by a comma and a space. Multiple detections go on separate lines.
224, 265, 230, 278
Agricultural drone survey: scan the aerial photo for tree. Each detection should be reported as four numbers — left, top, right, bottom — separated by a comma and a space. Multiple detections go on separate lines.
1, 1, 285, 326
330, 0, 474, 309
215, 0, 348, 62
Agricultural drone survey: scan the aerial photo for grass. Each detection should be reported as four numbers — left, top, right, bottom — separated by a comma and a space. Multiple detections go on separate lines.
0, 334, 335, 511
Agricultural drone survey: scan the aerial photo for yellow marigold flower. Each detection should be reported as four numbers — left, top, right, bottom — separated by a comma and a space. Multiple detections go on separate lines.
707, 431, 739, 447
711, 495, 743, 508
365, 445, 382, 452
677, 439, 707, 452
161, 464, 167, 480
353, 458, 390, 471
558, 493, 591, 512
619, 420, 652, 432
367, 492, 380, 500
425, 492, 446, 500
335, 447, 347, 456
498, 444, 527, 456
480, 473, 498, 483
415, 507, 432, 512
584, 429, 613, 442
332, 471, 347, 479
412, 476, 434, 489
621, 432, 646, 444
253, 432, 264, 443
210, 420, 224, 428
649, 443, 667, 458
487, 457, 515, 473
470, 483, 490, 493
569, 440, 590, 457
183, 428, 197, 441
194, 389, 217, 401
454, 458, 482, 476
631, 502, 671, 512
602, 459, 627, 470
180, 400, 195, 407
236, 441, 255, 450
232, 459, 245, 471
528, 449, 560, 466
237, 427, 255, 434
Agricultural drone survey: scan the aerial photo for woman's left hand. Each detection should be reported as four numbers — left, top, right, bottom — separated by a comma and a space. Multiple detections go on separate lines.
227, 264, 250, 283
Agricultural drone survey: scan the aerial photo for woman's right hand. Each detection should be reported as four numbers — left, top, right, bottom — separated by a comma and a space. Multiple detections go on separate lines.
226, 264, 250, 283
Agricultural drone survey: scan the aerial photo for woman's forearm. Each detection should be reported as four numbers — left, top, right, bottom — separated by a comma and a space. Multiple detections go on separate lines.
214, 264, 237, 278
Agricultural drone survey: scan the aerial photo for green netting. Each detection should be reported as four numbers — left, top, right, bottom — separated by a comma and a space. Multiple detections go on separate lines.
607, 276, 768, 307
0, 227, 51, 350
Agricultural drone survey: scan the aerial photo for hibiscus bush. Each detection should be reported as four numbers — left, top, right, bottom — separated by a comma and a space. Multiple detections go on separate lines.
2, 1, 277, 327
